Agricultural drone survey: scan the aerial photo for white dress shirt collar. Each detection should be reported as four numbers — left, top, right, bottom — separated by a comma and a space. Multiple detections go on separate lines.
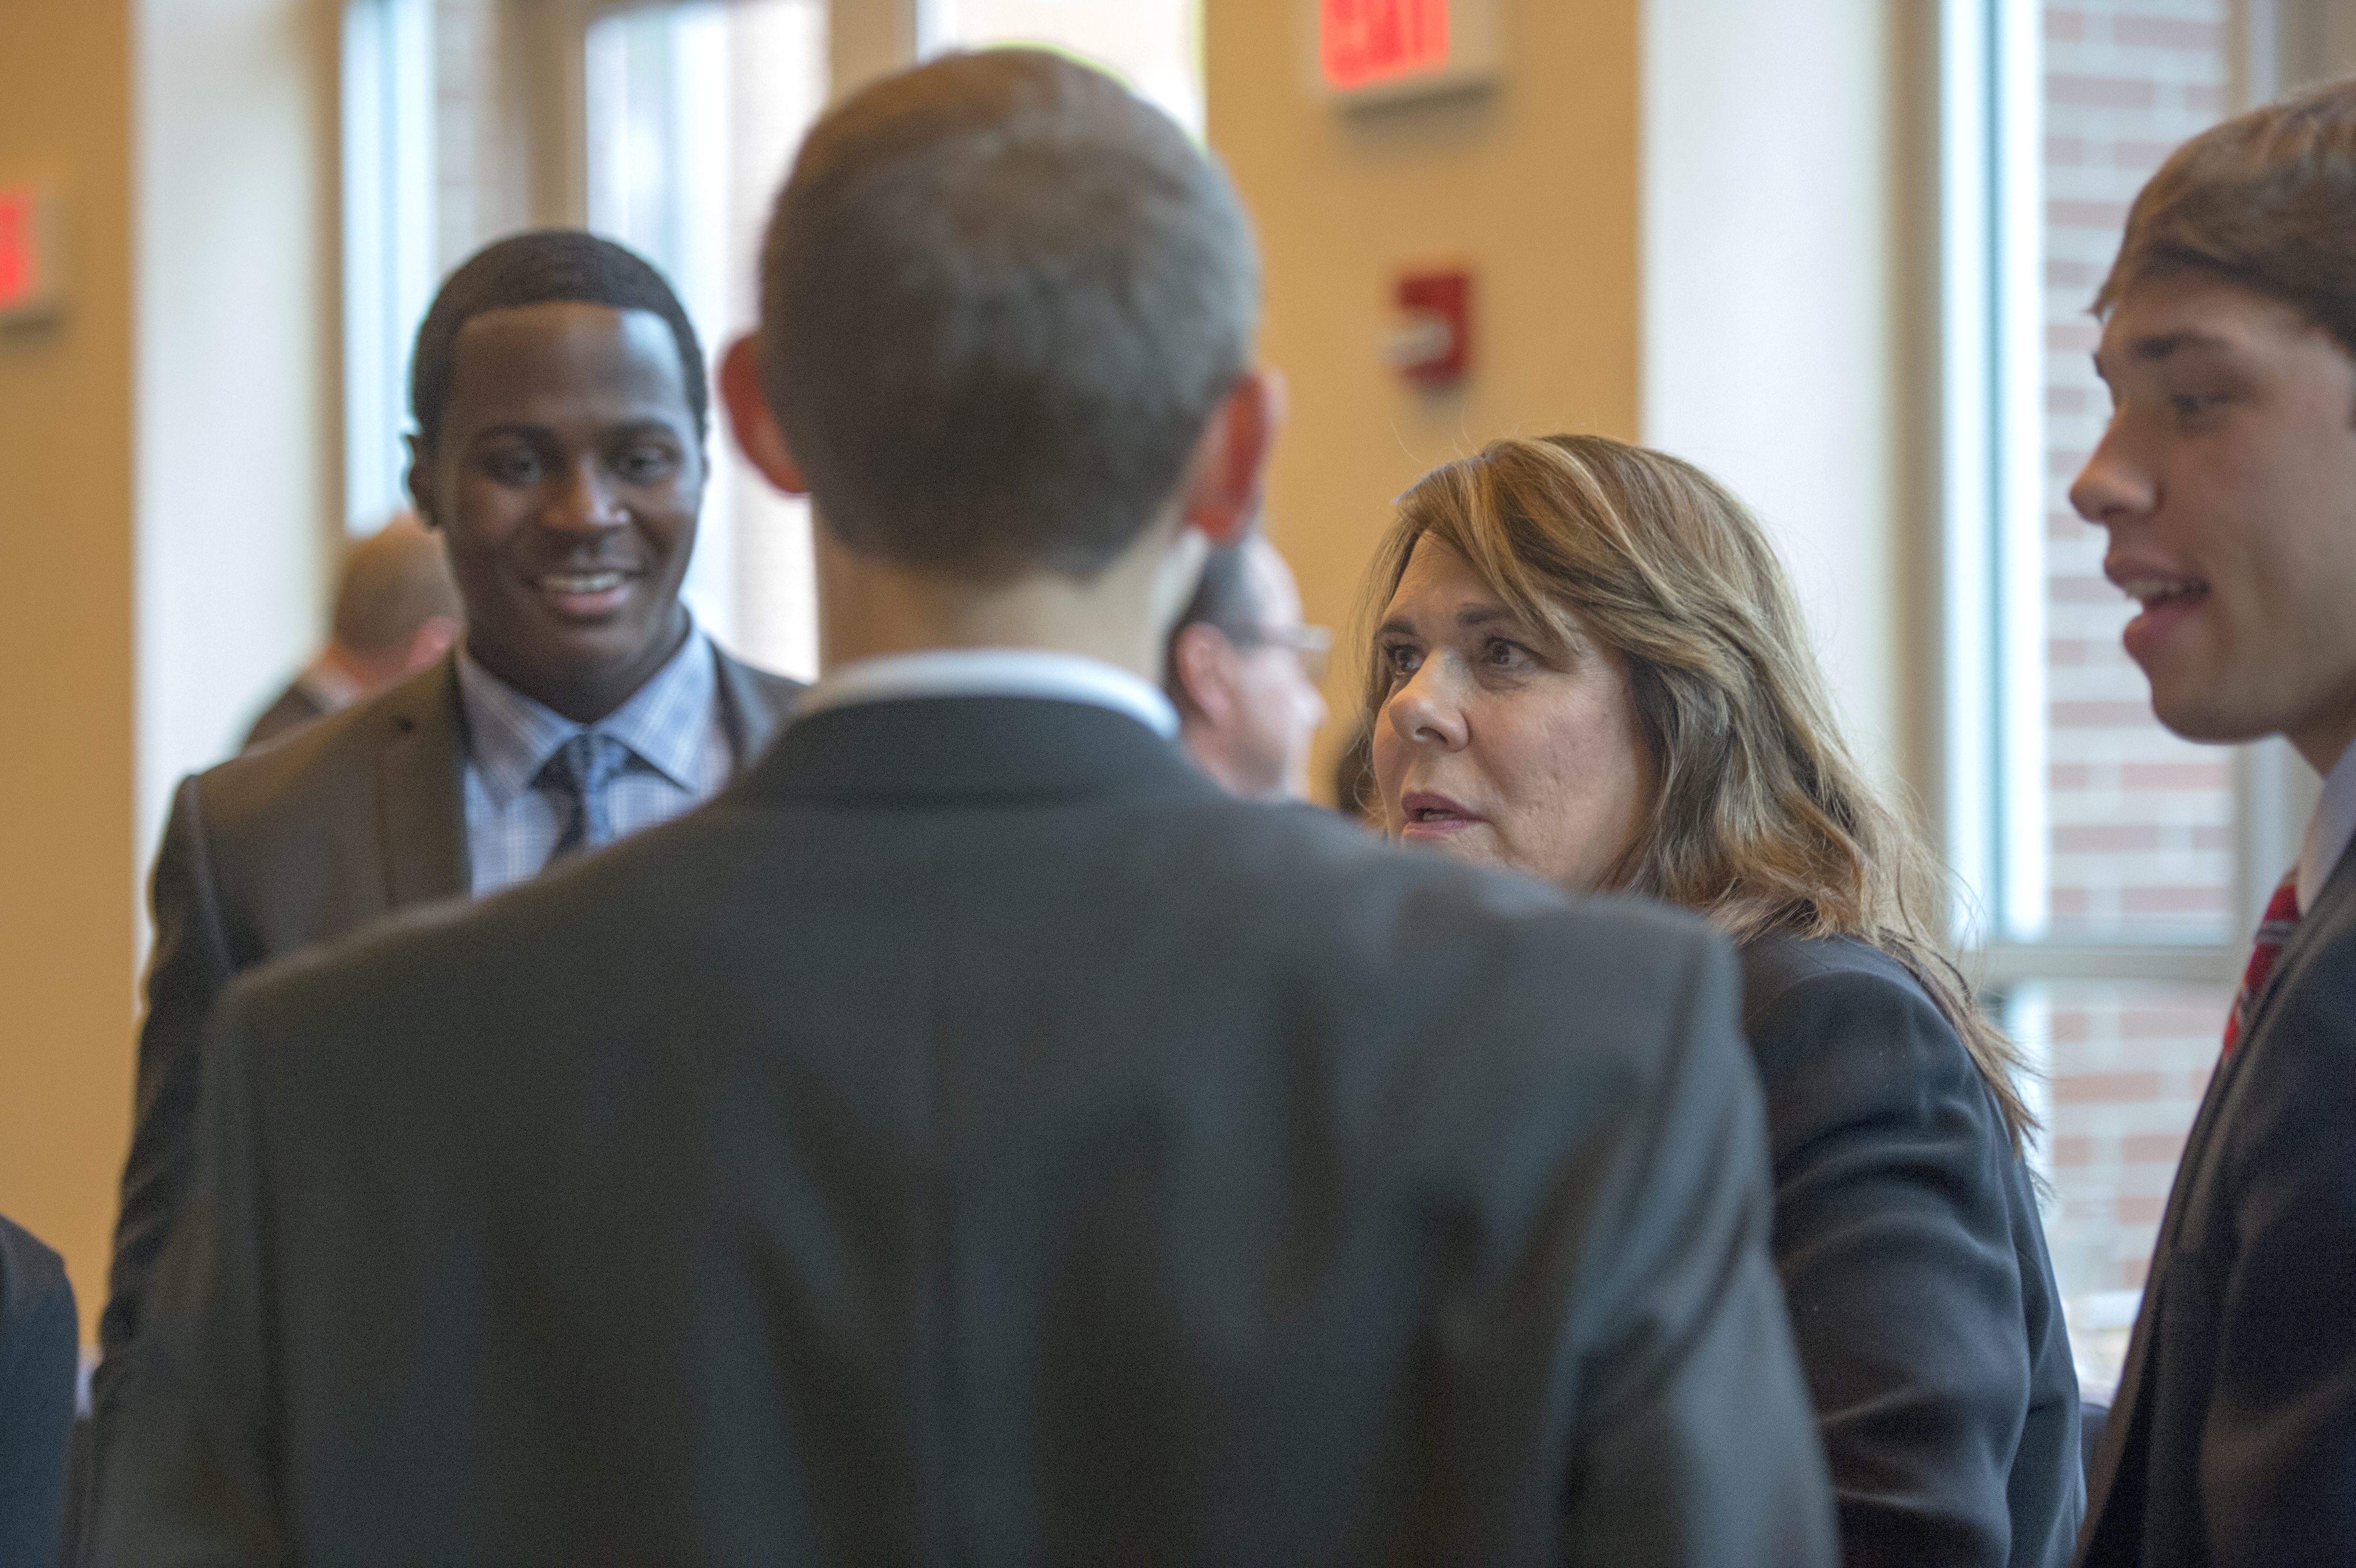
2299, 739, 2356, 915
792, 648, 1179, 740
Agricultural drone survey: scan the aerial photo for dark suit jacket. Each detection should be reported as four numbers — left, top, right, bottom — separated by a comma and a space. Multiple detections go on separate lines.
1742, 934, 2082, 1567
97, 646, 802, 1386
96, 697, 1838, 1564
2076, 839, 2356, 1565
238, 678, 329, 752
1, 1214, 77, 1568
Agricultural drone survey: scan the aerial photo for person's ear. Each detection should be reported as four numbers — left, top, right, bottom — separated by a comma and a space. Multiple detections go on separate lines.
1180, 366, 1285, 548
1170, 622, 1242, 727
404, 433, 438, 530
720, 335, 809, 495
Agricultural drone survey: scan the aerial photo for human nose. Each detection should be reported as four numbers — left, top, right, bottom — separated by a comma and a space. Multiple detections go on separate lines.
2069, 414, 2154, 535
546, 456, 626, 534
1384, 659, 1467, 751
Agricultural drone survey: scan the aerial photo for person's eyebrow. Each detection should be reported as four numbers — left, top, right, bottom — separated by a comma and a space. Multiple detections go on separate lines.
1457, 604, 1517, 630
465, 422, 554, 444
1375, 614, 1417, 641
2096, 329, 2235, 378
2131, 329, 2235, 360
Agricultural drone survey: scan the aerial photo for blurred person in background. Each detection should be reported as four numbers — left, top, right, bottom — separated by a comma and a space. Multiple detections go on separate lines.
92, 229, 804, 1430
1163, 532, 1327, 800
241, 513, 460, 751
1365, 433, 2083, 1567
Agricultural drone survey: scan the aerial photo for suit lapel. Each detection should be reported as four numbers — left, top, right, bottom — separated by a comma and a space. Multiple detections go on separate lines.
374, 658, 472, 909
714, 648, 791, 767
2082, 840, 2356, 1556
2236, 842, 2356, 1059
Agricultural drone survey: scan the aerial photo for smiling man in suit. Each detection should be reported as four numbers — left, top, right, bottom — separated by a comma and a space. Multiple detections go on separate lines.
94, 230, 803, 1412
2070, 80, 2356, 1567
95, 53, 1833, 1562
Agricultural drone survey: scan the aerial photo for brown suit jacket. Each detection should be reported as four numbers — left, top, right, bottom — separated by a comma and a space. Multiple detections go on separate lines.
96, 647, 802, 1384
238, 678, 331, 752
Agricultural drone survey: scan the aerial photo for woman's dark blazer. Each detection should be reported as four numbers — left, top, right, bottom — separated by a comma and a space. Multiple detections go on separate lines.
1740, 931, 2082, 1568
1, 1212, 76, 1568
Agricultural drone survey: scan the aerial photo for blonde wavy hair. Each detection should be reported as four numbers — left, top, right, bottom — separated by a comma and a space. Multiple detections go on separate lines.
1360, 434, 2036, 1151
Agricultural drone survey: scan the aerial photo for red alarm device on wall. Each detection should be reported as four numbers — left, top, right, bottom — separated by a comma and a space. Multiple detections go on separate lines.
0, 183, 61, 324
1385, 269, 1471, 387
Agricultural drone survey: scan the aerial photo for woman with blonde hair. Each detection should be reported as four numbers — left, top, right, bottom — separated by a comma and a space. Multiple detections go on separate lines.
1364, 433, 2081, 1566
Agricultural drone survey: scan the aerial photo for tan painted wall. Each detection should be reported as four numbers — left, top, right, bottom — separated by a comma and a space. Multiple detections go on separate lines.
0, 0, 138, 1342
1205, 0, 1643, 801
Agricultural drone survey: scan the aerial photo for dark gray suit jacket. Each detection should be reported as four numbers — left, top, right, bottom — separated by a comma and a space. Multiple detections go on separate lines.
2076, 839, 2356, 1566
238, 678, 329, 752
1742, 935, 2081, 1567
97, 647, 802, 1386
95, 697, 1836, 1564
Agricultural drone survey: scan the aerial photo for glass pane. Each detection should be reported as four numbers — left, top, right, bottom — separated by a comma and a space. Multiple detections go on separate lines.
2014, 976, 2229, 1395
2039, 1, 2235, 941
583, 0, 830, 680
935, 0, 1203, 133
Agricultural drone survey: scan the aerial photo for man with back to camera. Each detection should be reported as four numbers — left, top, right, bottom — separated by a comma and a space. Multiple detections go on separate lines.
1164, 532, 1329, 800
94, 53, 1836, 1561
241, 512, 462, 751
93, 229, 803, 1417
2069, 79, 2356, 1566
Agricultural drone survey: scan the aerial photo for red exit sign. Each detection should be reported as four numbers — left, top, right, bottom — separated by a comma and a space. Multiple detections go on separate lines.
0, 183, 59, 322
1300, 0, 1500, 107
1321, 0, 1451, 92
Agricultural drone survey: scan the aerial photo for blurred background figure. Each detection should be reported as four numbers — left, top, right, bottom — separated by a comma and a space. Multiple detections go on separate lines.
1164, 533, 1328, 802
0, 1211, 76, 1568
240, 513, 460, 751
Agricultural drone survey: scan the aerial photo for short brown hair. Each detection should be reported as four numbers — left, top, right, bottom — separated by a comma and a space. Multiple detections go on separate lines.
2097, 77, 2356, 347
1359, 435, 2037, 1151
759, 51, 1258, 582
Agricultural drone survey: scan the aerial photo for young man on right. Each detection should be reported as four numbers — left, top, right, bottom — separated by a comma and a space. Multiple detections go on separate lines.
2070, 79, 2356, 1565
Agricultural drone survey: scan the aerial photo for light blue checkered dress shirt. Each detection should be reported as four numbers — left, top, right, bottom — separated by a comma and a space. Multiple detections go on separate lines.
455, 628, 734, 896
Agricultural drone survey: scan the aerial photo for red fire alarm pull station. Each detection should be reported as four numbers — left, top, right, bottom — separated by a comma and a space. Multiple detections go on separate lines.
1386, 270, 1470, 387
0, 184, 59, 324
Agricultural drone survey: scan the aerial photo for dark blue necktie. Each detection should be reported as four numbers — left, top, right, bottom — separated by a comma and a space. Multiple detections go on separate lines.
536, 731, 629, 865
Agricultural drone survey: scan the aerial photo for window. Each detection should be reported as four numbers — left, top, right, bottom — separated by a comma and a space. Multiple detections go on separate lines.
926, 0, 1202, 132
580, 0, 829, 678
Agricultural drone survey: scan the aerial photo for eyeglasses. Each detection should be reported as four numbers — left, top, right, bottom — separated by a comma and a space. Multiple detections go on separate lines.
1233, 622, 1332, 684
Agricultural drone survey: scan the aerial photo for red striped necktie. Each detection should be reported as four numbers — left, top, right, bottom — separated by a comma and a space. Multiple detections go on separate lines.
2223, 871, 2301, 1058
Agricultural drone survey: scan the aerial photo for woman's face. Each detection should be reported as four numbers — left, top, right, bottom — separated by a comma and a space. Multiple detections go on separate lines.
1372, 535, 1654, 894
